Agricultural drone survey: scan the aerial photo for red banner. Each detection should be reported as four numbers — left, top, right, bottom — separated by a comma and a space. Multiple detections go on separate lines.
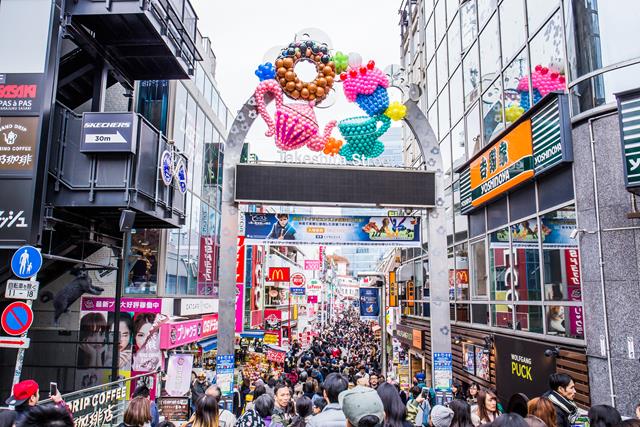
564, 249, 584, 337
236, 236, 246, 284
266, 349, 286, 364
201, 314, 218, 338
198, 236, 218, 296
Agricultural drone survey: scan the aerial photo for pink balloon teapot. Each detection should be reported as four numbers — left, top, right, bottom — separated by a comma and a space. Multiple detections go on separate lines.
254, 79, 336, 151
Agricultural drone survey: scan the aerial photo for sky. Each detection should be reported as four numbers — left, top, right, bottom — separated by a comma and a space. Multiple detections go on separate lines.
190, 0, 405, 161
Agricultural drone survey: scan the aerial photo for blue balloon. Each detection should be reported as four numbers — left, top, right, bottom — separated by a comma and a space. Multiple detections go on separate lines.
255, 62, 276, 81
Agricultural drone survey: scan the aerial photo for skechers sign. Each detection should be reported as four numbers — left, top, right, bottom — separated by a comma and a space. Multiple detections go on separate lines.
80, 112, 138, 154
459, 93, 572, 213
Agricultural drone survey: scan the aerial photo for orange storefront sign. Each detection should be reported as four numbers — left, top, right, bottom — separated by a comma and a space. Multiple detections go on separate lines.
389, 271, 398, 307
469, 119, 534, 208
412, 329, 423, 349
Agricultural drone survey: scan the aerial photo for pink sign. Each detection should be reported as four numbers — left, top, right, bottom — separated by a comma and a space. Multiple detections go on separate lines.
266, 349, 286, 364
198, 236, 218, 296
81, 297, 162, 313
202, 314, 218, 338
159, 318, 203, 350
307, 295, 318, 304
304, 260, 321, 270
235, 283, 244, 333
564, 249, 584, 337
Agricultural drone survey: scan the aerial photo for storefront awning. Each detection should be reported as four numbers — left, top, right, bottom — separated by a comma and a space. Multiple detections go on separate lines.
198, 338, 217, 352
240, 330, 265, 339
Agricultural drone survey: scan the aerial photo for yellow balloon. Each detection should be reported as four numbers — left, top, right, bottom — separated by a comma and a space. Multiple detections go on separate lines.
384, 101, 407, 121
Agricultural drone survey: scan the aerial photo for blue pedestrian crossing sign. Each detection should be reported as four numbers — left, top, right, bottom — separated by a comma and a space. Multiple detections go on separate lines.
11, 246, 42, 279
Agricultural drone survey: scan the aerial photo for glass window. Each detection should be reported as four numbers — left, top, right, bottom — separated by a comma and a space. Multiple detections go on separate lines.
435, 0, 447, 44
437, 41, 449, 93
137, 80, 169, 133
451, 119, 466, 172
196, 64, 205, 95
211, 86, 220, 115
510, 219, 542, 301
546, 305, 584, 339
516, 305, 544, 333
487, 196, 508, 229
529, 11, 566, 108
173, 83, 188, 152
499, 0, 526, 65
425, 15, 436, 63
454, 180, 469, 241
489, 228, 511, 302
470, 208, 485, 238
479, 15, 500, 92
477, 0, 497, 29
470, 239, 487, 298
472, 303, 490, 325
460, 0, 478, 51
455, 243, 469, 300
439, 89, 450, 139
466, 102, 482, 155
527, 0, 558, 34
450, 67, 464, 124
185, 92, 197, 159
441, 133, 452, 184
482, 78, 504, 144
463, 42, 480, 108
427, 61, 437, 107
449, 247, 456, 301
541, 206, 581, 303
445, 184, 454, 246
457, 303, 471, 322
192, 107, 205, 197
429, 105, 439, 141
448, 12, 461, 69
503, 49, 529, 125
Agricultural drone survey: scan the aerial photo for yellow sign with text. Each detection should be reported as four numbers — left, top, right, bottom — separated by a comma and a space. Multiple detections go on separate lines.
469, 120, 534, 207
389, 271, 398, 307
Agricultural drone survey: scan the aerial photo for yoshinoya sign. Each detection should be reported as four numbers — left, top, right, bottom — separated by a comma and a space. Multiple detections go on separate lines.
494, 334, 557, 404
67, 385, 127, 427
80, 112, 138, 154
616, 88, 640, 192
0, 74, 44, 114
0, 116, 39, 172
459, 93, 572, 213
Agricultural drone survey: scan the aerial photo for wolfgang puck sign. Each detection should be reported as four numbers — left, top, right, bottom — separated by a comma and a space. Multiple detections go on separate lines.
494, 335, 556, 403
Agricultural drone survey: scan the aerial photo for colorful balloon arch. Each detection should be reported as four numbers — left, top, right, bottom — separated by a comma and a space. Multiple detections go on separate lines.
253, 38, 407, 160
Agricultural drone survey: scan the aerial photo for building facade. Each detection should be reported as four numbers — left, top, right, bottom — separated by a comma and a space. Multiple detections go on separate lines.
397, 0, 640, 414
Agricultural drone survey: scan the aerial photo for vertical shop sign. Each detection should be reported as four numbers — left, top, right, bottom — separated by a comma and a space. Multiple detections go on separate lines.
263, 309, 282, 346
389, 271, 398, 307
407, 280, 415, 307
235, 236, 246, 333
235, 283, 244, 333
359, 287, 380, 320
0, 116, 38, 172
236, 236, 246, 284
165, 354, 194, 396
198, 236, 217, 296
564, 249, 583, 337
215, 354, 235, 396
433, 352, 453, 391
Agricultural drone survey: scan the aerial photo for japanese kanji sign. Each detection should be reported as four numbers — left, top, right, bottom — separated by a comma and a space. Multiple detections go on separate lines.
0, 116, 38, 172
81, 296, 162, 313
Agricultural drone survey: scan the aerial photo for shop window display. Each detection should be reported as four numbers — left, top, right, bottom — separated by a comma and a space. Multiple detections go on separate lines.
126, 230, 160, 295
528, 12, 566, 109
545, 305, 584, 339
482, 78, 504, 144
489, 228, 512, 329
509, 219, 542, 301
514, 305, 544, 334
503, 49, 529, 125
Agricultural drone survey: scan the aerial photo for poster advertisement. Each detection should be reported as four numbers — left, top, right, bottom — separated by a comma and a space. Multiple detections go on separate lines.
359, 287, 380, 320
475, 347, 490, 381
462, 343, 475, 375
264, 309, 282, 346
564, 249, 584, 338
157, 397, 190, 422
165, 354, 194, 397
244, 213, 421, 246
433, 352, 453, 391
197, 235, 218, 297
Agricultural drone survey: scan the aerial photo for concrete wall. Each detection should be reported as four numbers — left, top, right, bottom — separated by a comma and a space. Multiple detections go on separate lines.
573, 112, 640, 416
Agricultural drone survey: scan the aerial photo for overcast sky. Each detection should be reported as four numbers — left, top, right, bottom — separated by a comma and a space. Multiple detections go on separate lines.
190, 0, 405, 160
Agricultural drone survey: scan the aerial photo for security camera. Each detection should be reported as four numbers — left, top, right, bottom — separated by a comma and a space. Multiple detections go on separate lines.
569, 229, 580, 239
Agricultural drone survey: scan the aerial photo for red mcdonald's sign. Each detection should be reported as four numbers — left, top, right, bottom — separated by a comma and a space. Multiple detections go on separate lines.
267, 267, 290, 282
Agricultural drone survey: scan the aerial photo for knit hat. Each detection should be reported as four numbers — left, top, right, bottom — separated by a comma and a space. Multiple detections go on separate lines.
430, 405, 454, 427
339, 386, 385, 426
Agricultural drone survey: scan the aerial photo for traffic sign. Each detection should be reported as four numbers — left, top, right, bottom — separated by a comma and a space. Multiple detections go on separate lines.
5, 280, 39, 300
1, 302, 33, 336
10, 246, 42, 279
290, 273, 306, 287
0, 337, 30, 349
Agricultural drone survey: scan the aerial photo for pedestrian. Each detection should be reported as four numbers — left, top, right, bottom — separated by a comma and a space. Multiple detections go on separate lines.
451, 382, 464, 401
191, 372, 211, 410
5, 379, 66, 425
466, 384, 479, 407
311, 395, 326, 415
240, 378, 252, 412
271, 384, 292, 427
406, 386, 429, 426
448, 400, 473, 427
203, 385, 236, 427
132, 385, 159, 427
490, 414, 528, 427
0, 409, 16, 427
543, 374, 578, 427
636, 402, 640, 419
157, 422, 175, 427
306, 373, 348, 427
16, 404, 74, 427
527, 397, 557, 427
339, 386, 385, 427
118, 396, 152, 427
370, 373, 380, 390
376, 382, 412, 427
471, 389, 500, 426
588, 405, 621, 427
245, 385, 267, 413
619, 421, 640, 427
429, 405, 454, 427
290, 397, 313, 427
185, 395, 219, 427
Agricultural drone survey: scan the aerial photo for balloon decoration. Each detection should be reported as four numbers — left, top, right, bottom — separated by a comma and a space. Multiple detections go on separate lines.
384, 101, 407, 121
332, 51, 349, 75
338, 114, 390, 161
505, 104, 525, 123
255, 62, 276, 81
323, 137, 343, 156
275, 39, 336, 103
254, 80, 336, 152
517, 64, 566, 112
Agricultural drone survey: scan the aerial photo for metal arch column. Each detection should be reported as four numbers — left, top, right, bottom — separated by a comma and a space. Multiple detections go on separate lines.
217, 97, 452, 384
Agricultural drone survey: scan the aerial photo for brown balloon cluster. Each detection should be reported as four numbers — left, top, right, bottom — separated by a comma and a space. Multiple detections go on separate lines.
275, 49, 336, 103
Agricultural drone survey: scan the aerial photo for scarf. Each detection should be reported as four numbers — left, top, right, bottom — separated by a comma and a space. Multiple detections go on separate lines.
548, 390, 578, 417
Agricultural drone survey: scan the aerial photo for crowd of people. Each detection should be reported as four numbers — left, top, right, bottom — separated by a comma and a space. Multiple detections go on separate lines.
1, 311, 639, 427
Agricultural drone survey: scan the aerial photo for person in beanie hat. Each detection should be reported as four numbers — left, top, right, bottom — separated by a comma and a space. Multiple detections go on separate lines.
339, 386, 385, 427
429, 405, 454, 427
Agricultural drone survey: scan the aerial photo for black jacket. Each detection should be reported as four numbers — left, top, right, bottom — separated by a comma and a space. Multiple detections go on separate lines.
543, 390, 578, 427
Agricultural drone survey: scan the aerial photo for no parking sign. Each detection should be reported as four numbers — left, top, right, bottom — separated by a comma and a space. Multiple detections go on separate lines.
1, 302, 33, 336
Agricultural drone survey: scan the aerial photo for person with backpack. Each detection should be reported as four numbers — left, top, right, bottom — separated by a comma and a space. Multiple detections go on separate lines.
406, 386, 430, 427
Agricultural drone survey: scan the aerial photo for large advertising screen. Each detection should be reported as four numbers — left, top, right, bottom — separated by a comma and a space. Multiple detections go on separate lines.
243, 213, 420, 246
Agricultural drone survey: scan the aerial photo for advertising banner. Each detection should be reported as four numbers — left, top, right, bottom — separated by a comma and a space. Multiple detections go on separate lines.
264, 309, 282, 346
389, 271, 398, 307
266, 349, 286, 364
197, 236, 218, 297
80, 112, 138, 154
201, 314, 218, 338
494, 335, 556, 403
304, 260, 321, 270
157, 397, 190, 422
0, 74, 45, 114
159, 318, 203, 350
81, 297, 162, 313
290, 273, 306, 296
244, 213, 421, 246
359, 287, 380, 320
165, 354, 193, 397
66, 385, 127, 427
307, 295, 318, 304
236, 236, 246, 283
564, 249, 584, 337
235, 283, 244, 333
0, 116, 38, 172
433, 352, 453, 391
